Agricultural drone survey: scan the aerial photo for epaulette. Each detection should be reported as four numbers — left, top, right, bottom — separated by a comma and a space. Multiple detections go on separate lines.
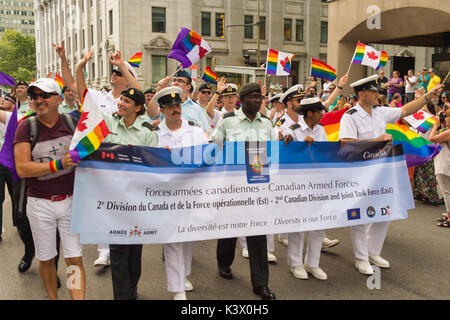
222, 111, 236, 119
289, 124, 301, 130
318, 123, 324, 126
259, 113, 270, 120
276, 118, 286, 127
112, 112, 120, 118
188, 120, 201, 127
373, 105, 381, 109
346, 109, 358, 115
142, 121, 159, 131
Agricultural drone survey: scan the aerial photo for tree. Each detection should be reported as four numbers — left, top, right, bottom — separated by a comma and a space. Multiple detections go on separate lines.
0, 29, 36, 84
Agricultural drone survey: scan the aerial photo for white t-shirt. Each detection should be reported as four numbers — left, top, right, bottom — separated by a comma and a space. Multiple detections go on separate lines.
283, 116, 328, 142
88, 89, 120, 115
405, 76, 417, 93
339, 104, 402, 140
157, 118, 208, 148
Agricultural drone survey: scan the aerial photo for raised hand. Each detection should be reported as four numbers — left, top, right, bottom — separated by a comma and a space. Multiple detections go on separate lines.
109, 50, 124, 67
338, 73, 349, 88
216, 76, 227, 94
52, 41, 66, 59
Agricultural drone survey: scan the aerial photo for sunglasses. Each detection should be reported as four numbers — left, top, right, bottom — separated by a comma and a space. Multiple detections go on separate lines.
200, 90, 212, 95
172, 78, 188, 84
28, 92, 59, 100
112, 70, 123, 77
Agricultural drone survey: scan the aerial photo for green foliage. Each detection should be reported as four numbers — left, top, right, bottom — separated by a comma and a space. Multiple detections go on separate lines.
0, 29, 36, 84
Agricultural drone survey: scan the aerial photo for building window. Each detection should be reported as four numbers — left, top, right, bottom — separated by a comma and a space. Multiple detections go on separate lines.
284, 18, 292, 41
201, 12, 211, 37
259, 16, 265, 40
90, 24, 94, 46
244, 15, 253, 39
320, 21, 328, 43
295, 19, 304, 42
152, 7, 166, 33
108, 9, 113, 35
215, 13, 224, 38
152, 56, 167, 84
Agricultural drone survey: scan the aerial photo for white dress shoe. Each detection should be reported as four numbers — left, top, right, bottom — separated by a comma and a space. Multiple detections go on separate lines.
369, 254, 390, 268
277, 235, 288, 246
242, 247, 249, 258
304, 264, 327, 280
174, 292, 187, 300
322, 237, 340, 250
93, 254, 110, 267
185, 278, 194, 292
290, 266, 308, 279
355, 260, 374, 275
267, 252, 277, 263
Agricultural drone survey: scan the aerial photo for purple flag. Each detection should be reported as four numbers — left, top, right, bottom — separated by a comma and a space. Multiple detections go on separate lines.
0, 71, 16, 86
0, 106, 19, 181
167, 28, 211, 68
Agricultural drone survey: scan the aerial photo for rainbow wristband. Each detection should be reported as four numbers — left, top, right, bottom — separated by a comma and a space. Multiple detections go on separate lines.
49, 159, 64, 173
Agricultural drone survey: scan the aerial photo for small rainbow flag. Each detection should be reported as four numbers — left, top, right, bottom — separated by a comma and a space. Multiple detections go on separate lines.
320, 108, 348, 141
128, 52, 143, 68
352, 42, 388, 70
202, 66, 218, 84
416, 117, 438, 134
168, 28, 211, 68
311, 58, 337, 82
55, 73, 65, 90
266, 49, 294, 76
404, 110, 439, 134
69, 89, 111, 163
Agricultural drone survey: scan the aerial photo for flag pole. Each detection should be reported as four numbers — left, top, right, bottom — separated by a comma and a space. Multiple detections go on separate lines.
168, 65, 183, 79
346, 40, 359, 77
442, 69, 450, 84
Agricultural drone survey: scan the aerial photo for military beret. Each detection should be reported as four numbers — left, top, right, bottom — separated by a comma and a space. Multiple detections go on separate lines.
144, 88, 156, 95
16, 80, 29, 88
239, 83, 261, 98
174, 69, 192, 80
153, 86, 183, 107
198, 83, 212, 91
351, 75, 379, 93
121, 88, 145, 106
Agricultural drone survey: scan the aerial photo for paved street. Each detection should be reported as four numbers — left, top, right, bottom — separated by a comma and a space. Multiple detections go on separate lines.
0, 195, 448, 300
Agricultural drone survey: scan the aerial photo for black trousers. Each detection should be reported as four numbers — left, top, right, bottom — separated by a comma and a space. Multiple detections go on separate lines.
0, 164, 14, 237
217, 235, 269, 288
110, 244, 143, 300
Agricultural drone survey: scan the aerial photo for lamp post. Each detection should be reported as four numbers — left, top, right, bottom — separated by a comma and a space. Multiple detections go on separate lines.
257, 0, 261, 67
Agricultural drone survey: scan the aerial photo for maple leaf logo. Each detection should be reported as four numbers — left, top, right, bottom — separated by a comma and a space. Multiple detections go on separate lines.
367, 51, 379, 60
280, 57, 289, 68
198, 46, 208, 59
77, 111, 89, 132
413, 111, 425, 120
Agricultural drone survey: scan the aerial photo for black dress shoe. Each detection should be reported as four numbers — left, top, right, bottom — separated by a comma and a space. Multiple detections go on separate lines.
130, 287, 138, 300
218, 266, 233, 280
18, 256, 33, 273
253, 285, 276, 300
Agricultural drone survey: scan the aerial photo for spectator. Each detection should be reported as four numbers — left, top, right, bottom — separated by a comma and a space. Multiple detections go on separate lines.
404, 69, 417, 103
387, 70, 403, 103
440, 92, 450, 111
389, 93, 403, 108
376, 69, 388, 96
378, 94, 388, 107
429, 109, 450, 227
417, 68, 430, 92
427, 68, 441, 93
348, 94, 357, 107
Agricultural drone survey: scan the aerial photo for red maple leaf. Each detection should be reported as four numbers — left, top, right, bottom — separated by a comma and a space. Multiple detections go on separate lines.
280, 57, 289, 68
413, 111, 425, 120
198, 46, 209, 59
77, 111, 89, 132
367, 51, 379, 60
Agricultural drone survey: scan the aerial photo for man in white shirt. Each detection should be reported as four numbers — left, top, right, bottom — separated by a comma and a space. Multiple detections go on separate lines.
339, 74, 443, 275
404, 69, 417, 104
154, 86, 207, 300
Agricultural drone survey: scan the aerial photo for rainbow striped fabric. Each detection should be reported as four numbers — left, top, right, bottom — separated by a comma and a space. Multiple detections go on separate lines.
168, 28, 211, 68
352, 42, 388, 70
320, 109, 348, 141
404, 110, 439, 134
128, 52, 143, 68
310, 58, 337, 82
55, 73, 65, 91
202, 66, 218, 84
266, 49, 294, 76
416, 117, 438, 134
69, 89, 111, 163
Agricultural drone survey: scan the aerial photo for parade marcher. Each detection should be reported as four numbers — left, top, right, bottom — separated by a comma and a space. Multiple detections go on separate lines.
196, 83, 213, 109
339, 74, 443, 275
147, 70, 209, 131
205, 79, 238, 128
210, 83, 277, 300
58, 86, 78, 114
75, 50, 158, 299
269, 94, 285, 125
144, 88, 156, 108
154, 86, 208, 300
15, 81, 30, 117
283, 98, 330, 280
13, 78, 85, 300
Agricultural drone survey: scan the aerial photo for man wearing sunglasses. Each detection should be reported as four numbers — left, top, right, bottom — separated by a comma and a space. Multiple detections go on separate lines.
13, 78, 85, 300
15, 81, 30, 117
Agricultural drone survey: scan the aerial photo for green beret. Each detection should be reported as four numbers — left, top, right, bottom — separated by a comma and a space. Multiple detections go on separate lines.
121, 88, 145, 106
239, 83, 261, 98
144, 88, 156, 95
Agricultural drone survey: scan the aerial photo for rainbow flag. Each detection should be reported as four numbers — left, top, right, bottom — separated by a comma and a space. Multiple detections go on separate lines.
128, 52, 143, 68
404, 110, 438, 134
352, 42, 388, 70
55, 73, 65, 90
201, 66, 218, 84
320, 108, 348, 141
310, 58, 337, 82
266, 49, 294, 76
168, 28, 211, 68
69, 89, 111, 163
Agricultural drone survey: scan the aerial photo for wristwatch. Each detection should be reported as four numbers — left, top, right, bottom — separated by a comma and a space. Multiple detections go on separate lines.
337, 85, 343, 90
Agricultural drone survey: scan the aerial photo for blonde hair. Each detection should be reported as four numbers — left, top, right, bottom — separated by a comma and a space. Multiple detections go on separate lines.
378, 94, 387, 106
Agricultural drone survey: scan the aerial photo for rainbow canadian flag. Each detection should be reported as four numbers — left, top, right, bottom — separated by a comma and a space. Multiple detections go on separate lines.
352, 41, 388, 70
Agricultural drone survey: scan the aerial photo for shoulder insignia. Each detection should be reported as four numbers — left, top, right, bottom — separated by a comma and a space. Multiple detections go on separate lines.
222, 111, 236, 119
188, 120, 201, 127
142, 121, 159, 131
346, 109, 358, 115
112, 112, 120, 118
259, 112, 270, 120
289, 124, 301, 131
276, 118, 286, 127
318, 123, 324, 127
373, 105, 380, 109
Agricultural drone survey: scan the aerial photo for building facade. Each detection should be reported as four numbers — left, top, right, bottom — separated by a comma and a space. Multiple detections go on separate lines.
0, 0, 35, 34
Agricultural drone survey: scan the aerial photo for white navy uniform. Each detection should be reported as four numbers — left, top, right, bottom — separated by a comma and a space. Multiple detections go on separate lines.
283, 117, 328, 268
157, 118, 207, 293
339, 103, 401, 261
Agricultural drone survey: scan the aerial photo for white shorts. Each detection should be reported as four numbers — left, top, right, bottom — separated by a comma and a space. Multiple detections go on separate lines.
27, 196, 83, 262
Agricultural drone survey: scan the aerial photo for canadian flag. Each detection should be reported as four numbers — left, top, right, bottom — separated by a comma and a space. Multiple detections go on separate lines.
361, 44, 385, 70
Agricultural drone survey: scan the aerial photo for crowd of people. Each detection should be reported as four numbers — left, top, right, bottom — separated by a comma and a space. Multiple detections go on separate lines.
0, 42, 448, 301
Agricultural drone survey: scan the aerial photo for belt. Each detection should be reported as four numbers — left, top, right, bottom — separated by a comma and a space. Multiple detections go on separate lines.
43, 195, 72, 202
